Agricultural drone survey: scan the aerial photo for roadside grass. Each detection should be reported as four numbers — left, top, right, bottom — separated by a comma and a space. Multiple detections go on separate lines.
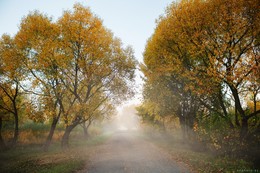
143, 132, 253, 173
0, 128, 110, 173
2, 121, 65, 145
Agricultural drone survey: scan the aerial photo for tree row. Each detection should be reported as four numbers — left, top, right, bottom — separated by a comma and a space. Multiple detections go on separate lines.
138, 0, 259, 157
0, 4, 137, 150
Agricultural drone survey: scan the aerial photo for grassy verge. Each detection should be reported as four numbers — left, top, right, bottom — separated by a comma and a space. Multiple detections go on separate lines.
0, 134, 110, 173
144, 132, 254, 173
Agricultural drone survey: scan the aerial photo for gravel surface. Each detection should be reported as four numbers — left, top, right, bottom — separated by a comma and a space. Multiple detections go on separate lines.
80, 131, 190, 173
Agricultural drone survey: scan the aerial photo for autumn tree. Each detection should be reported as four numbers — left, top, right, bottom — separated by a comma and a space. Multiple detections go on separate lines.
165, 0, 260, 139
81, 95, 114, 138
12, 4, 136, 149
15, 11, 66, 150
136, 75, 179, 131
57, 4, 136, 148
141, 0, 259, 142
0, 34, 25, 146
141, 14, 201, 139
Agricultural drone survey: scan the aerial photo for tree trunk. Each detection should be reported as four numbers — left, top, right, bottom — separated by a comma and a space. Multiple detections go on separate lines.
179, 115, 187, 140
228, 85, 248, 139
161, 119, 166, 132
235, 107, 240, 127
83, 124, 89, 138
0, 117, 6, 150
61, 120, 79, 149
187, 112, 196, 140
218, 90, 235, 128
43, 116, 59, 151
240, 118, 249, 140
12, 112, 19, 146
83, 120, 92, 138
11, 83, 19, 147
229, 86, 246, 117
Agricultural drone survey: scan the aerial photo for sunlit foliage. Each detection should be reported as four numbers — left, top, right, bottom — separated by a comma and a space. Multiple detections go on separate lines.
0, 3, 136, 149
138, 0, 259, 158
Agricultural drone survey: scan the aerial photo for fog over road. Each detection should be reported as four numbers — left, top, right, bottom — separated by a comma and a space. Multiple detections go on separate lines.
81, 131, 189, 173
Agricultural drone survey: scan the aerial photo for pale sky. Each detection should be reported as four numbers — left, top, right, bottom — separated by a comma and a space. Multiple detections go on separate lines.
0, 0, 173, 105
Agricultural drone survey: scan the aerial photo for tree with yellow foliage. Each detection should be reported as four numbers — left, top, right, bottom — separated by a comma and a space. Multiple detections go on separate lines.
0, 34, 26, 146
14, 4, 136, 149
141, 0, 259, 141
15, 11, 66, 150
57, 4, 136, 148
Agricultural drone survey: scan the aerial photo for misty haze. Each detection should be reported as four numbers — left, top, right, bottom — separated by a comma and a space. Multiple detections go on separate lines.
0, 0, 259, 173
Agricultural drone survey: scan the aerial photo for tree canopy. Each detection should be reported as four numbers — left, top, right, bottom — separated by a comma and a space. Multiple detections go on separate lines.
0, 3, 137, 149
139, 0, 259, 145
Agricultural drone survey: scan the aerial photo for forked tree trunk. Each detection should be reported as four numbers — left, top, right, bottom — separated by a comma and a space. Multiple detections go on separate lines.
61, 119, 80, 148
229, 85, 249, 140
83, 120, 92, 138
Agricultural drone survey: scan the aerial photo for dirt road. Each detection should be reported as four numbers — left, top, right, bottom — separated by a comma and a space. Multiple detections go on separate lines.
81, 131, 189, 173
